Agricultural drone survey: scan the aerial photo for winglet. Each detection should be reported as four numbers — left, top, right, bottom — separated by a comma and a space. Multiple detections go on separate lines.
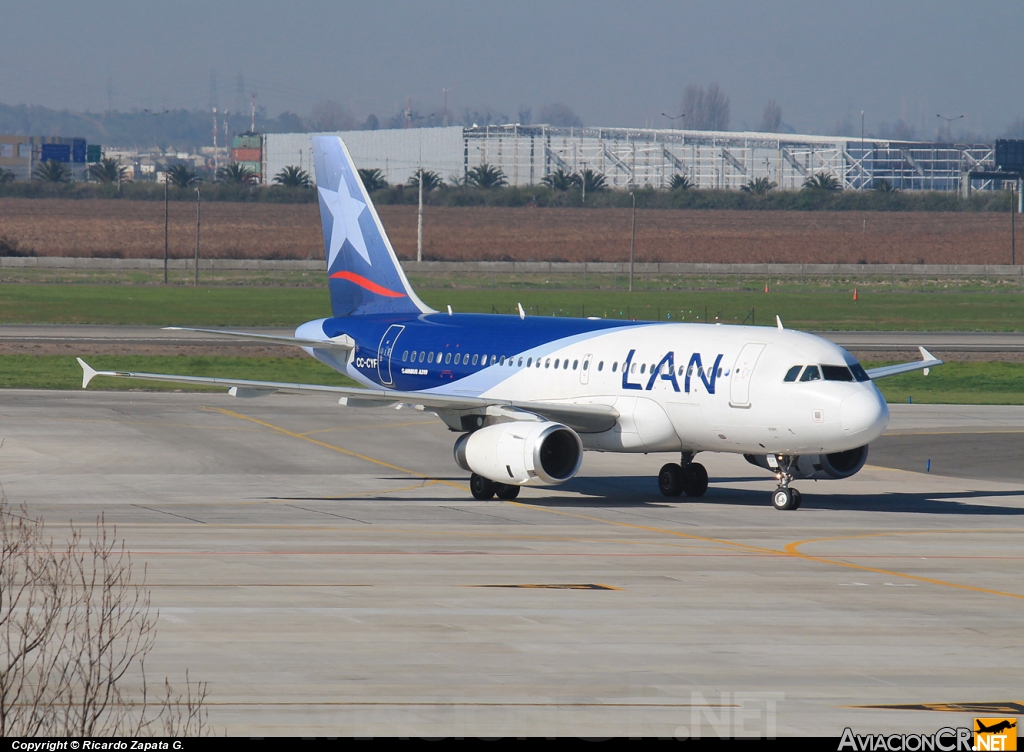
919, 346, 939, 376
776, 315, 784, 330
77, 358, 98, 389
518, 302, 526, 320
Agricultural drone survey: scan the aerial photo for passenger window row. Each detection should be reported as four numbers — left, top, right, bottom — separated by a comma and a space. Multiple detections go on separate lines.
783, 364, 870, 383
399, 350, 610, 372
618, 362, 723, 378
395, 350, 736, 381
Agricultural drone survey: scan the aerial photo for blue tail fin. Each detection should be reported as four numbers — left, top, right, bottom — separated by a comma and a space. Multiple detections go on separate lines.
312, 135, 431, 317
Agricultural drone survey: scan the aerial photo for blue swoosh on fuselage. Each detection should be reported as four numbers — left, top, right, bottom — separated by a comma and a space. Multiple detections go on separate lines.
321, 313, 657, 392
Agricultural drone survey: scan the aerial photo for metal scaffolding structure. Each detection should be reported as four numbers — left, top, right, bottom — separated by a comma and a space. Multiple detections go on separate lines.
463, 125, 996, 192
264, 125, 1000, 193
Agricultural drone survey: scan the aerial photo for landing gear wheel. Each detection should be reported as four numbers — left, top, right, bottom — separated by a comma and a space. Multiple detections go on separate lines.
682, 462, 709, 497
772, 487, 799, 511
470, 473, 496, 500
658, 463, 684, 496
790, 488, 803, 510
495, 483, 521, 500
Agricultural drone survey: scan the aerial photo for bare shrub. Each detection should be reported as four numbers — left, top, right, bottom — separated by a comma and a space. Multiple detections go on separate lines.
0, 500, 210, 736
0, 234, 35, 257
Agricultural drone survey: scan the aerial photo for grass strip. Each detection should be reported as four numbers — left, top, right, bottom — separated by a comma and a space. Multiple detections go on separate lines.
3, 283, 1024, 331
864, 360, 1024, 405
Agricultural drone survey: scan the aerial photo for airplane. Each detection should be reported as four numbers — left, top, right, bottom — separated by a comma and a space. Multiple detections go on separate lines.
976, 720, 1016, 734
77, 135, 943, 511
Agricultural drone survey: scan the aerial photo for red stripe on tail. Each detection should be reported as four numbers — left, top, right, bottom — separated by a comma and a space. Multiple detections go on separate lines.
329, 271, 407, 298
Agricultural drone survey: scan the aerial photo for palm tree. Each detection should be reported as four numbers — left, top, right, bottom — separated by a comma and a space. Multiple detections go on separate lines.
406, 169, 442, 191
872, 178, 898, 193
0, 167, 16, 184
669, 174, 694, 191
216, 163, 257, 185
802, 171, 841, 192
577, 168, 606, 193
166, 164, 199, 188
88, 158, 126, 184
541, 168, 576, 191
33, 160, 72, 183
357, 168, 387, 192
273, 166, 312, 188
741, 177, 777, 195
466, 163, 508, 189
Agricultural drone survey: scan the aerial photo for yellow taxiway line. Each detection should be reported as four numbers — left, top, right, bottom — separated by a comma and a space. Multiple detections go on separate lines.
211, 407, 1024, 602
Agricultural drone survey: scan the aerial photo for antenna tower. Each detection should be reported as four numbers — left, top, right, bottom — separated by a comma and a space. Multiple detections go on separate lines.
212, 107, 219, 171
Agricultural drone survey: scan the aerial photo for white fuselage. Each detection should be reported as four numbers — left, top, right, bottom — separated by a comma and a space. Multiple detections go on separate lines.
320, 320, 890, 458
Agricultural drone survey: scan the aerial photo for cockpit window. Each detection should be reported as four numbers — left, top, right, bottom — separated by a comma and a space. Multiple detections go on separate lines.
784, 366, 802, 382
799, 365, 821, 382
848, 363, 871, 382
821, 365, 854, 382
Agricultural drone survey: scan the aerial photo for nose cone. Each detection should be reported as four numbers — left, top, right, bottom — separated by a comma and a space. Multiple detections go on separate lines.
840, 389, 889, 441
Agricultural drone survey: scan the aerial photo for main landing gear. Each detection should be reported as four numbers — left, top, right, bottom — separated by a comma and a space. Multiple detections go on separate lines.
770, 456, 802, 511
470, 473, 521, 500
658, 453, 709, 498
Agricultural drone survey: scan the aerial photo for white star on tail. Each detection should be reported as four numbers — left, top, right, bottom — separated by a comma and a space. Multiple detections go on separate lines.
318, 184, 369, 267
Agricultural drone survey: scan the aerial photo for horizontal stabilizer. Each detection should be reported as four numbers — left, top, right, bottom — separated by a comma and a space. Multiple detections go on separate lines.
163, 327, 354, 351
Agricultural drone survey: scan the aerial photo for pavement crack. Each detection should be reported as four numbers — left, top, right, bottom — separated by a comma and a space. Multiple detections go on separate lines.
281, 503, 371, 524
129, 503, 206, 524
439, 506, 530, 524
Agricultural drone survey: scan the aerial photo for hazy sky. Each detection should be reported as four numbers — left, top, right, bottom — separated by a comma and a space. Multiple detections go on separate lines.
3, 0, 1022, 137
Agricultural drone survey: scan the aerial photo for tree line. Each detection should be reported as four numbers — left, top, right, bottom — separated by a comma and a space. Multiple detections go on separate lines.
1, 160, 1015, 213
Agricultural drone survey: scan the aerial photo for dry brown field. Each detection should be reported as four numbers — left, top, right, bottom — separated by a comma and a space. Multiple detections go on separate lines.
0, 198, 1015, 265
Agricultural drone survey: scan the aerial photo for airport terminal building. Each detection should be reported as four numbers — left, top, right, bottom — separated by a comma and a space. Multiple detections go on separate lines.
264, 125, 1002, 194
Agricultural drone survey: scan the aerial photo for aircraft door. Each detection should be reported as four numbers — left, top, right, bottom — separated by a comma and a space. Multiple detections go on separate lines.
580, 353, 593, 385
729, 343, 765, 408
377, 324, 405, 386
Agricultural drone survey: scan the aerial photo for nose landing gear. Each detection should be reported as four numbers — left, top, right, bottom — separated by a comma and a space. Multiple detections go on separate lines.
772, 486, 802, 510
770, 456, 802, 510
658, 453, 709, 497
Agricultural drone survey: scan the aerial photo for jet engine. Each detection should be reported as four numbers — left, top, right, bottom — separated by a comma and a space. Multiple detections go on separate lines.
744, 445, 869, 480
453, 421, 583, 486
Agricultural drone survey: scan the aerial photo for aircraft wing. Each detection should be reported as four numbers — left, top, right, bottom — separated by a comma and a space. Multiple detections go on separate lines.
865, 347, 944, 380
162, 327, 355, 352
507, 401, 619, 433
76, 359, 619, 433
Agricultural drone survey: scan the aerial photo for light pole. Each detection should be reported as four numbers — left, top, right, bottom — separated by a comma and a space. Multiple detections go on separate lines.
860, 111, 866, 190
628, 191, 636, 292
194, 185, 201, 287
146, 108, 171, 284
936, 113, 964, 144
416, 167, 423, 263
1011, 181, 1016, 267
163, 174, 169, 285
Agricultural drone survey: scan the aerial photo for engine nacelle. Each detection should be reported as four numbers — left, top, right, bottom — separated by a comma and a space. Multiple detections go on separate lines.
744, 445, 869, 480
453, 421, 583, 486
